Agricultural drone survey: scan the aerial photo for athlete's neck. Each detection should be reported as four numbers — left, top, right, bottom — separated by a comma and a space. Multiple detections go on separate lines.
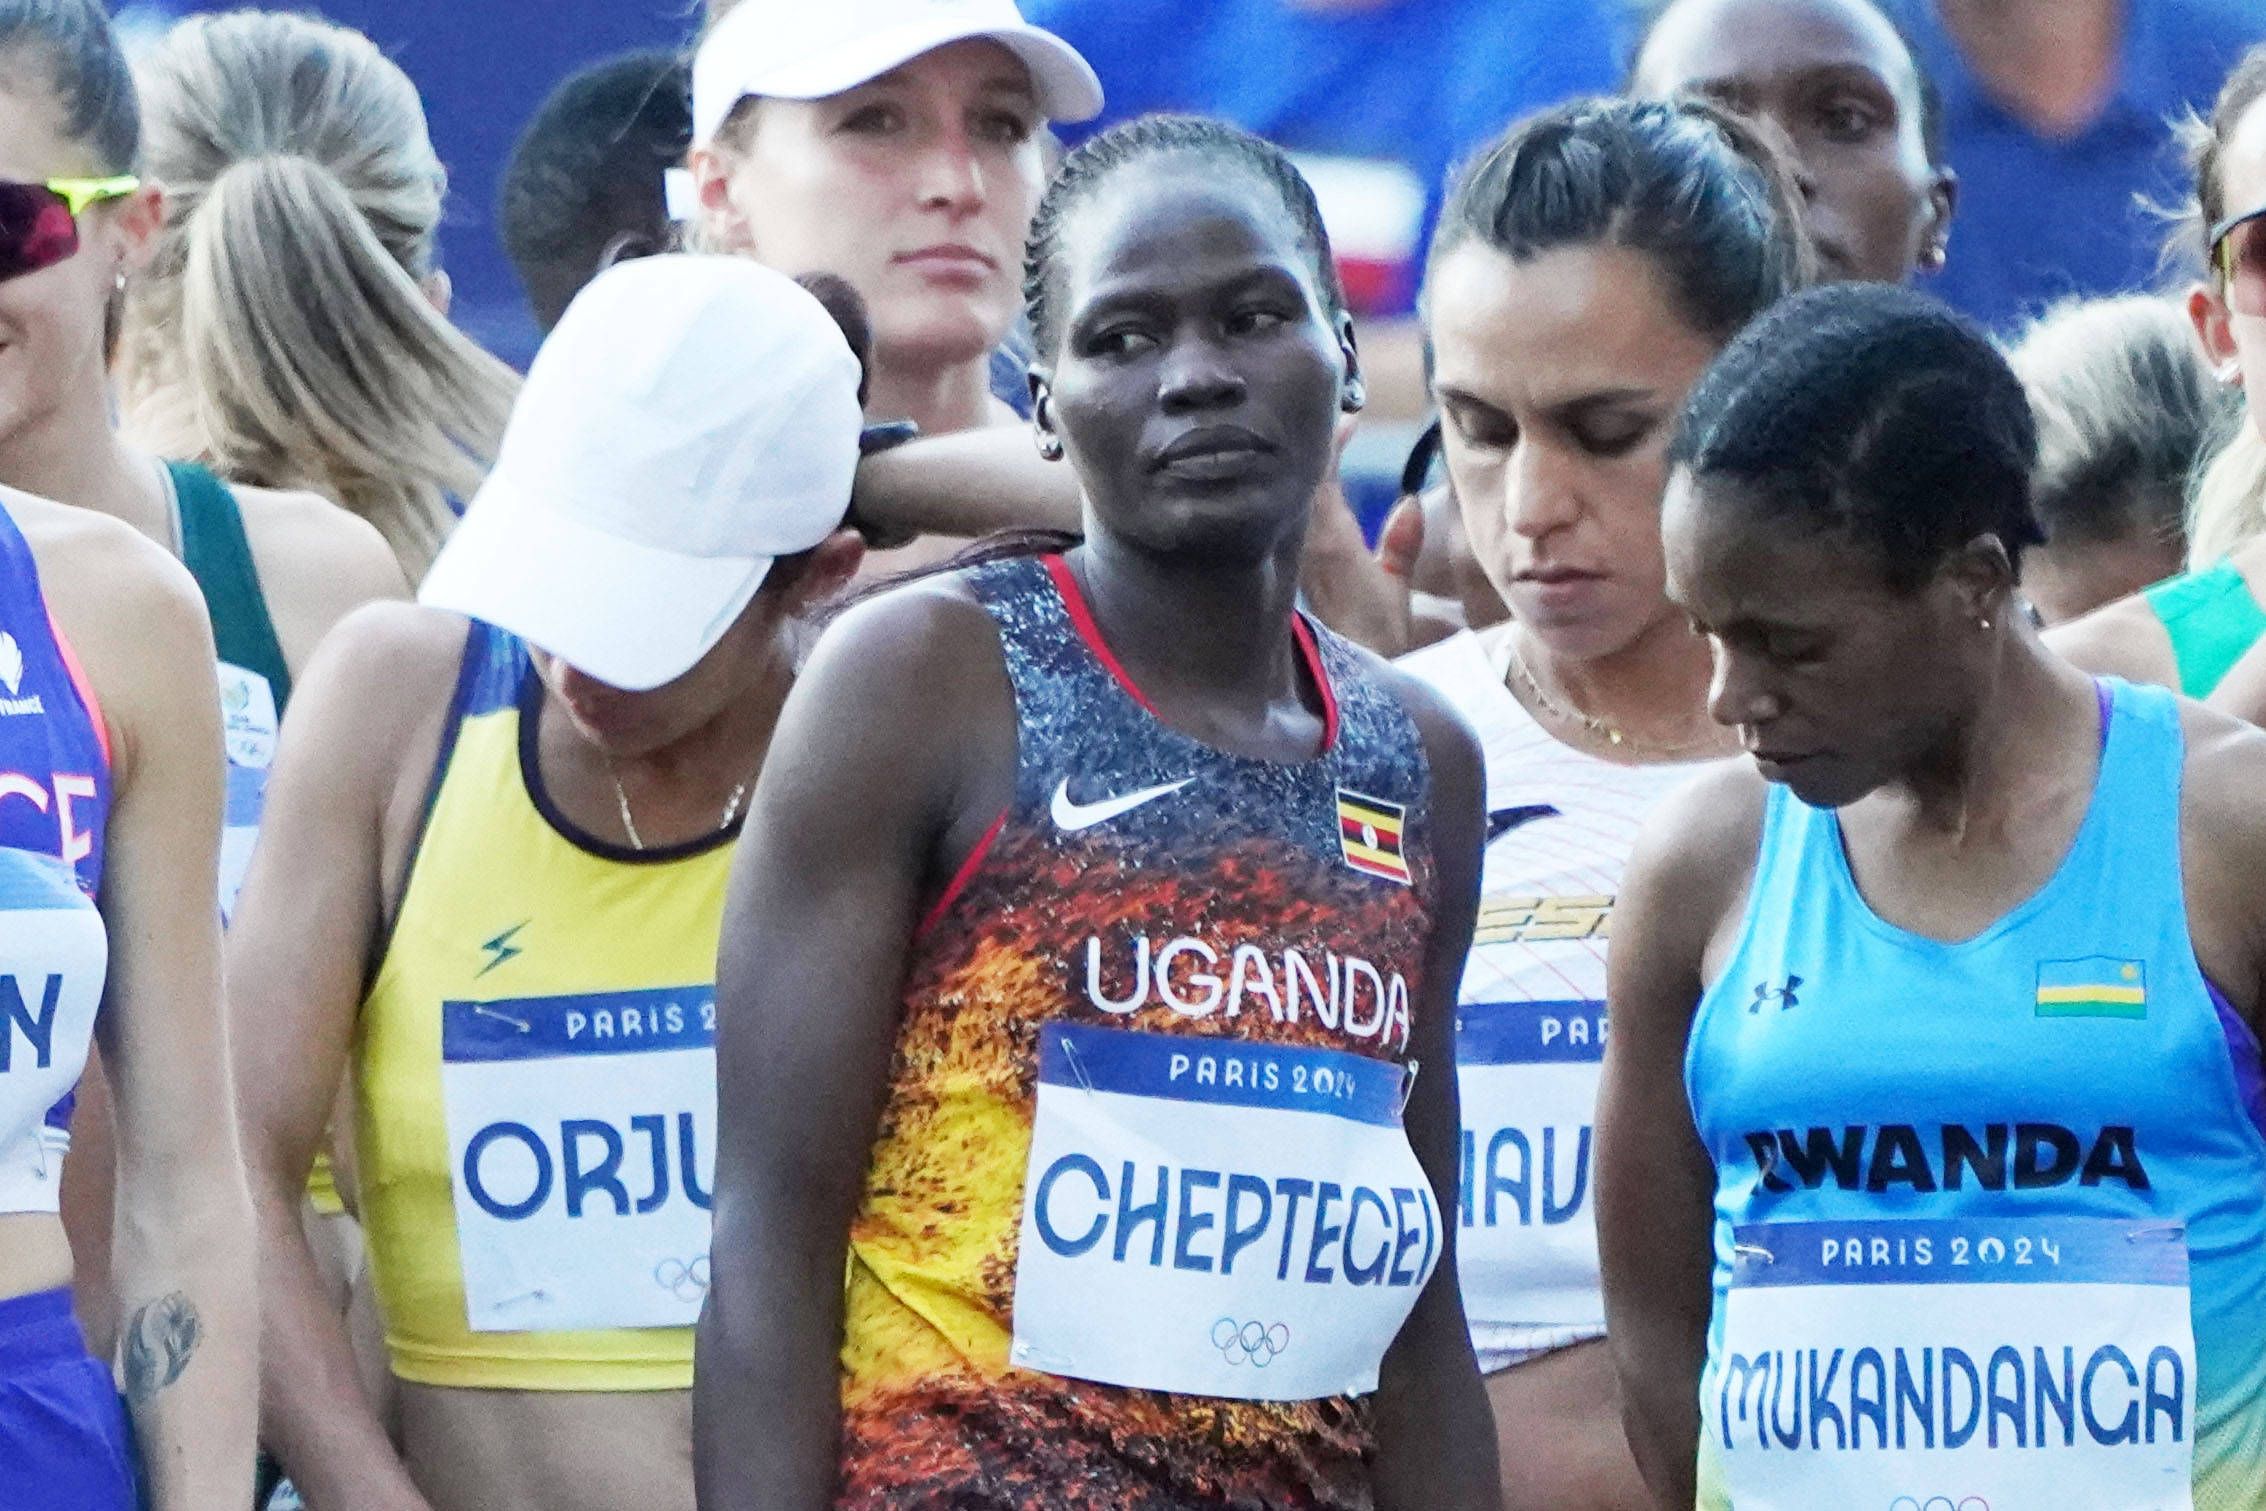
1072, 533, 1321, 761
0, 393, 167, 545
1897, 631, 2100, 841
540, 638, 799, 851
1937, 0, 2120, 138
1512, 613, 1733, 764
867, 351, 1005, 438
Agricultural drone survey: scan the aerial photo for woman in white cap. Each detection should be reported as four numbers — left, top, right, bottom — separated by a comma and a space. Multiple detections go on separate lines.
690, 0, 1100, 444
227, 256, 869, 1511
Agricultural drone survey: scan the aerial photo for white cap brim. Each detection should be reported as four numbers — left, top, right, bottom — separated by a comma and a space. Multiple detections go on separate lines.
420, 489, 775, 693
694, 11, 1102, 143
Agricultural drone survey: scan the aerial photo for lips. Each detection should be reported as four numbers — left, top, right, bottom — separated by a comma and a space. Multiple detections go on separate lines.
1148, 426, 1276, 481
894, 244, 998, 276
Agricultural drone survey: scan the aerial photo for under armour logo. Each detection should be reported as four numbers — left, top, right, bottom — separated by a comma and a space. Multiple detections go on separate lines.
1749, 976, 1802, 1013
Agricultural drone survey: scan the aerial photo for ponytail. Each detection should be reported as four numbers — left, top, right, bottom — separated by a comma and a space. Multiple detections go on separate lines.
117, 10, 519, 582
167, 153, 514, 578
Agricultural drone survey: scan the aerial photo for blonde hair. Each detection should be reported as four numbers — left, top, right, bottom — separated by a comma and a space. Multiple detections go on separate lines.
2008, 295, 2215, 554
2177, 42, 2266, 568
117, 10, 519, 580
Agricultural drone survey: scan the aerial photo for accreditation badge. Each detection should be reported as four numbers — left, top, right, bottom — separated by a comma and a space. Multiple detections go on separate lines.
1455, 998, 1605, 1334
439, 985, 717, 1333
1010, 1023, 1440, 1402
214, 661, 278, 921
1712, 1218, 2196, 1510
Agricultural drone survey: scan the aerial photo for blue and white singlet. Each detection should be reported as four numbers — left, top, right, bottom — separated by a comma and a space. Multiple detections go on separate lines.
1688, 679, 2266, 1511
0, 500, 109, 1217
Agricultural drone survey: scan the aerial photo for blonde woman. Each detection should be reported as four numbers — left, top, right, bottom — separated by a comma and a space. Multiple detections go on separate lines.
2052, 43, 2266, 693
118, 8, 518, 583
2010, 295, 2217, 625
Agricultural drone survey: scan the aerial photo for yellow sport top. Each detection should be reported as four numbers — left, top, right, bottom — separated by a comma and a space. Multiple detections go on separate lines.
357, 623, 732, 1391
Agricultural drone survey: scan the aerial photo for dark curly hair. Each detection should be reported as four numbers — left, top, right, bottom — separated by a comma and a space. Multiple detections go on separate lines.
1671, 282, 2042, 590
1022, 113, 1347, 360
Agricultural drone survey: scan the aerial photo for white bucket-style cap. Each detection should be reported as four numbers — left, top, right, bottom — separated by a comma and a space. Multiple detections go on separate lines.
420, 255, 864, 692
692, 0, 1103, 146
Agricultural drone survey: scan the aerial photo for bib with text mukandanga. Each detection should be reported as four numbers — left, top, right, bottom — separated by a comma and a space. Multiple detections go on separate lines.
1456, 999, 1602, 1332
215, 661, 277, 921
1715, 1218, 2196, 1510
440, 985, 716, 1334
1010, 1023, 1438, 1402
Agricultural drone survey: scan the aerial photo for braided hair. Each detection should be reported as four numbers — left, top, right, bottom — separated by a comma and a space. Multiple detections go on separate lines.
1671, 282, 2042, 591
1023, 114, 1348, 360
1429, 96, 1812, 346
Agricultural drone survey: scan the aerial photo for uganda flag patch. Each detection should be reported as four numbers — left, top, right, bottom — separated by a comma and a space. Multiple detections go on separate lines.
2035, 957, 2146, 1019
1337, 789, 1411, 886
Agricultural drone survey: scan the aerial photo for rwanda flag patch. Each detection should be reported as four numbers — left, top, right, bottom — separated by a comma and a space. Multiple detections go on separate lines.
1337, 789, 1411, 886
2035, 957, 2146, 1019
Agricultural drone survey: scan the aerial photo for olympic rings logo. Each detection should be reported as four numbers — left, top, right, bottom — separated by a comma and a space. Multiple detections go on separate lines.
1211, 1318, 1290, 1367
653, 1255, 710, 1303
1888, 1497, 1989, 1511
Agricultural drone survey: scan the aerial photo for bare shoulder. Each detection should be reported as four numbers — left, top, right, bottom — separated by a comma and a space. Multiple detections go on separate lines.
300, 599, 473, 716
1631, 759, 1770, 969
802, 571, 1006, 704
13, 491, 214, 743
1350, 643, 1483, 793
2045, 594, 2177, 689
2176, 698, 2266, 865
230, 484, 411, 672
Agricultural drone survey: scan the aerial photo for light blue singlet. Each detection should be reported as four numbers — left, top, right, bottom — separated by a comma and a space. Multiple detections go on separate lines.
1686, 679, 2266, 1511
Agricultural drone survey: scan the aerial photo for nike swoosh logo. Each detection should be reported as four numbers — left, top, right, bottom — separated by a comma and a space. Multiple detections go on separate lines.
1487, 804, 1561, 844
1050, 777, 1194, 833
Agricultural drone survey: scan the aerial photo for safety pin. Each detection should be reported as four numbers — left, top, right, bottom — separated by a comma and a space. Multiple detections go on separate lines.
1060, 1038, 1097, 1095
1397, 1059, 1421, 1115
1732, 1242, 1776, 1265
2123, 1222, 2186, 1243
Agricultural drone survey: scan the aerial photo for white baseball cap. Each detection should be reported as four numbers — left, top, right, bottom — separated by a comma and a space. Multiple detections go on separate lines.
419, 255, 864, 692
692, 0, 1103, 146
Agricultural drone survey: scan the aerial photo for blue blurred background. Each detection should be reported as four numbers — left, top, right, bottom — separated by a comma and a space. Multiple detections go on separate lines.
118, 0, 688, 369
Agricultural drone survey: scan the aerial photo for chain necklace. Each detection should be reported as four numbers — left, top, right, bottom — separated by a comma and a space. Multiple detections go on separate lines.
1507, 642, 1724, 762
606, 764, 752, 853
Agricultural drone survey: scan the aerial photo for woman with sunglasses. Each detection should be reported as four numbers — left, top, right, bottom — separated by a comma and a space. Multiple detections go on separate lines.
2051, 44, 2266, 697
1601, 279, 2266, 1511
0, 2, 263, 1501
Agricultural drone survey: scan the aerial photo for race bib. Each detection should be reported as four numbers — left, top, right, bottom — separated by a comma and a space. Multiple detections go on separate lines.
1715, 1218, 2196, 1510
0, 851, 106, 1211
1010, 1023, 1439, 1402
440, 985, 717, 1334
215, 662, 277, 921
1455, 998, 1603, 1330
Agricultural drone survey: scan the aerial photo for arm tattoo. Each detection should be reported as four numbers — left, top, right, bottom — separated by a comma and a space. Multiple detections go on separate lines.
121, 1293, 202, 1405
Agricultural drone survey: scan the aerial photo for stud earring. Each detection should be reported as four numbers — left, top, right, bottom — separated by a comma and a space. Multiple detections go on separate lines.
1341, 377, 1367, 414
1035, 431, 1064, 461
1979, 617, 1993, 632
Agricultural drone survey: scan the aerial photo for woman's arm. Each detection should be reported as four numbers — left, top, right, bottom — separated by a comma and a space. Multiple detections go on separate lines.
696, 587, 1010, 1511
70, 545, 256, 1509
227, 604, 463, 1511
1369, 678, 1499, 1509
850, 426, 1080, 545
1596, 771, 1756, 1508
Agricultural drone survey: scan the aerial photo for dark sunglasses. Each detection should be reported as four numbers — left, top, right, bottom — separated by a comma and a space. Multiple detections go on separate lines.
0, 176, 138, 283
2209, 203, 2266, 316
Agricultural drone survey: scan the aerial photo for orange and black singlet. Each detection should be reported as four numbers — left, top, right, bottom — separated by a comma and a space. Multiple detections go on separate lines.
837, 555, 1444, 1509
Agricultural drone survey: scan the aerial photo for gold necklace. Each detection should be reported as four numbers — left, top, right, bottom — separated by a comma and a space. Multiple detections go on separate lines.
1507, 644, 1724, 761
606, 764, 752, 853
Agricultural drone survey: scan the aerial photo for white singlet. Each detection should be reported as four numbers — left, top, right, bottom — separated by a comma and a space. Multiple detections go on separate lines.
1399, 625, 1712, 1371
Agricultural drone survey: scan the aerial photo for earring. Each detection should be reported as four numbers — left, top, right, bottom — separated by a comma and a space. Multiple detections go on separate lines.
2219, 359, 2245, 387
1920, 242, 1948, 272
1978, 617, 1993, 632
1341, 377, 1367, 414
1035, 431, 1064, 461
113, 269, 126, 294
